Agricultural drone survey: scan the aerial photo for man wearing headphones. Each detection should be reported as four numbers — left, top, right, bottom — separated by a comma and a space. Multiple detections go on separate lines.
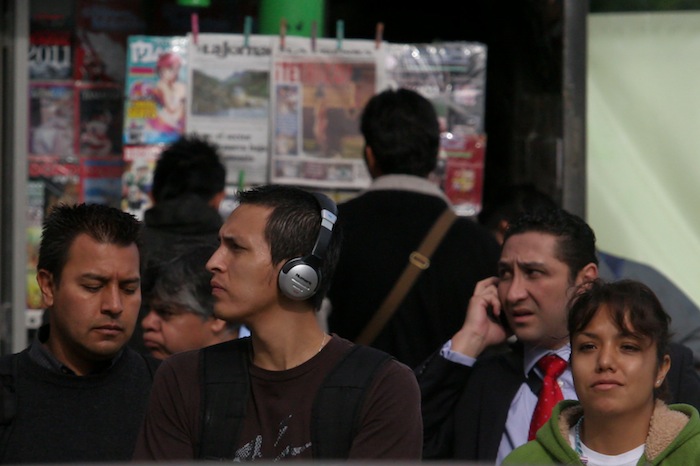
133, 184, 422, 461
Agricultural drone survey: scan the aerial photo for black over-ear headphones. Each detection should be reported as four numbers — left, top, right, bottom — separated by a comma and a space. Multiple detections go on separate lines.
278, 192, 338, 300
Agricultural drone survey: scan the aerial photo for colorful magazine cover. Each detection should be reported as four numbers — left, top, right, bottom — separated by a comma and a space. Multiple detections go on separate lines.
186, 33, 273, 186
29, 30, 72, 80
77, 83, 123, 157
28, 82, 75, 158
440, 134, 487, 216
124, 35, 188, 145
80, 156, 124, 208
270, 37, 383, 189
121, 145, 163, 220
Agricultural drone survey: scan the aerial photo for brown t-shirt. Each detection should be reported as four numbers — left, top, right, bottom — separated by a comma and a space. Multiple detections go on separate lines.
133, 335, 423, 460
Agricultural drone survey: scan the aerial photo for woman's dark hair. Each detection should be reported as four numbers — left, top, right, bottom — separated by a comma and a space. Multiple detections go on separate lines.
568, 279, 672, 399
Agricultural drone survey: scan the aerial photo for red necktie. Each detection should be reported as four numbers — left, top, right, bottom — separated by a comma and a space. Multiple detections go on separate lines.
528, 354, 567, 440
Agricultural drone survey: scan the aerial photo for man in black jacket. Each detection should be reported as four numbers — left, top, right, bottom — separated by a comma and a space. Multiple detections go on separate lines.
327, 88, 500, 368
417, 207, 700, 464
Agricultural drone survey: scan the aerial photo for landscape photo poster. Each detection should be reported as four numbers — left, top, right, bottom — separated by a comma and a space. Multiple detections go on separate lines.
123, 35, 189, 145
269, 36, 384, 189
186, 33, 273, 186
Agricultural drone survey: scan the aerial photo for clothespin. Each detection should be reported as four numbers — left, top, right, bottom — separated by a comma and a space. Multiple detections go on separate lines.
336, 20, 344, 51
243, 16, 252, 48
311, 21, 317, 52
238, 170, 246, 191
375, 22, 384, 49
280, 18, 287, 51
191, 12, 199, 45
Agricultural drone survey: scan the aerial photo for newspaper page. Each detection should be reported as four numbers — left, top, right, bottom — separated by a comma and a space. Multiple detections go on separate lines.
123, 35, 188, 145
186, 33, 273, 187
386, 42, 488, 215
270, 36, 384, 189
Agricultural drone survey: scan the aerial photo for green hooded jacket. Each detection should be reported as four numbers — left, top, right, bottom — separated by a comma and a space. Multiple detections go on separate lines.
503, 399, 700, 466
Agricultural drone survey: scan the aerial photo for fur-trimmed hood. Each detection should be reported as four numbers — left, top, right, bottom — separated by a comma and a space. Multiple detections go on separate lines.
503, 399, 700, 465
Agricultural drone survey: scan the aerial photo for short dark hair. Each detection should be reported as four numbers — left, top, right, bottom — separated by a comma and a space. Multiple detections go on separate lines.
478, 183, 558, 233
360, 88, 440, 177
236, 185, 341, 309
151, 135, 226, 203
37, 203, 142, 284
504, 208, 598, 281
568, 279, 671, 399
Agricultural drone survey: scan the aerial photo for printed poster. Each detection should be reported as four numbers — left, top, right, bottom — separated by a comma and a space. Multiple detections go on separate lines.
186, 33, 273, 186
80, 157, 124, 208
76, 83, 123, 157
28, 82, 75, 158
26, 155, 81, 310
75, 0, 146, 83
29, 30, 72, 80
121, 145, 162, 220
386, 42, 488, 214
123, 35, 188, 145
270, 37, 384, 189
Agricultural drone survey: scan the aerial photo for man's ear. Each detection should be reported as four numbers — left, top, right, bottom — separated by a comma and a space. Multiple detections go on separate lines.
364, 146, 382, 178
209, 317, 228, 334
575, 262, 598, 286
37, 270, 56, 308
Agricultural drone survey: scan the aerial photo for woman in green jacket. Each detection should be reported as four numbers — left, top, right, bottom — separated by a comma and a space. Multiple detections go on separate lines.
503, 279, 700, 466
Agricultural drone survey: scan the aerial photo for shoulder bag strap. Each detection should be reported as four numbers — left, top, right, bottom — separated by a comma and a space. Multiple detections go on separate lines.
355, 207, 458, 345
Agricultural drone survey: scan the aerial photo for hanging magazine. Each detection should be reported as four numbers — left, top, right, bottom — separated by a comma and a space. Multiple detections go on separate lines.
123, 35, 188, 145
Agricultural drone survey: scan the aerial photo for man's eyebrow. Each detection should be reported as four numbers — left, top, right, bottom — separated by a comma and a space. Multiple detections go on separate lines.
79, 273, 108, 282
79, 273, 140, 285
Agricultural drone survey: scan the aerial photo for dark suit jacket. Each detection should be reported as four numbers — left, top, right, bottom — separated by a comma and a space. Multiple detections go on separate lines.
416, 341, 700, 462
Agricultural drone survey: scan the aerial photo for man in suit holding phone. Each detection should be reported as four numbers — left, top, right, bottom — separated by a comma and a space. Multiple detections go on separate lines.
417, 207, 700, 464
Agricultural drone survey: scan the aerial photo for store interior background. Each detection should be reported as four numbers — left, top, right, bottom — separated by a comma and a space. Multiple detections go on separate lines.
3, 0, 700, 351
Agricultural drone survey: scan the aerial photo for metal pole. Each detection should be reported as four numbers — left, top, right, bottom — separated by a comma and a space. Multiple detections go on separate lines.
561, 0, 588, 218
1, 0, 29, 353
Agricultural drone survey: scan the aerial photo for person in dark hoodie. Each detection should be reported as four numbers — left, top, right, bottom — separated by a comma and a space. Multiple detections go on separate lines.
131, 134, 227, 353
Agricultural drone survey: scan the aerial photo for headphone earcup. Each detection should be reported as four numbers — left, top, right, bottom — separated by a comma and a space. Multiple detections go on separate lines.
278, 257, 321, 300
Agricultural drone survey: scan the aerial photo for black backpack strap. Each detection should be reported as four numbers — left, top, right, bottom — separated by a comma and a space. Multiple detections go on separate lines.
311, 344, 393, 459
197, 337, 251, 460
0, 354, 18, 426
0, 353, 19, 460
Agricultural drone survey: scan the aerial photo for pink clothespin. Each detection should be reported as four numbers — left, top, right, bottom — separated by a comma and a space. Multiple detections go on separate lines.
375, 22, 384, 49
280, 18, 287, 51
191, 13, 199, 45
